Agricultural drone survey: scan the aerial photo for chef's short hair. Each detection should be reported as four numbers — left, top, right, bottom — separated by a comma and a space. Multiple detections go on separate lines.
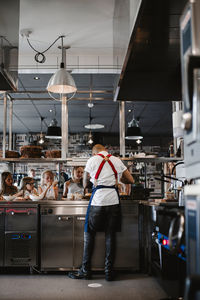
92, 144, 106, 155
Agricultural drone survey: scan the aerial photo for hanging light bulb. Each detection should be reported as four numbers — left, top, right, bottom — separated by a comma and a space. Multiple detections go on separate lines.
88, 131, 93, 144
38, 134, 45, 144
136, 139, 142, 144
38, 117, 45, 144
88, 102, 94, 108
46, 36, 77, 100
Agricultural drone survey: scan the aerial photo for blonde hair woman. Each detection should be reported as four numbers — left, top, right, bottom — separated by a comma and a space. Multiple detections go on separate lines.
38, 170, 58, 200
63, 166, 84, 199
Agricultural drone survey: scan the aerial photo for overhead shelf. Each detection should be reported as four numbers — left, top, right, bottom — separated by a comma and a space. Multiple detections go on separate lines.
0, 156, 183, 164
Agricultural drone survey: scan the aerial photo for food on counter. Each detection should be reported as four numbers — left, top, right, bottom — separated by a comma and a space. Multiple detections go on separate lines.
44, 150, 61, 158
74, 192, 83, 200
13, 197, 27, 201
3, 195, 16, 201
29, 194, 44, 201
20, 146, 42, 158
0, 150, 20, 158
85, 193, 92, 198
62, 192, 85, 200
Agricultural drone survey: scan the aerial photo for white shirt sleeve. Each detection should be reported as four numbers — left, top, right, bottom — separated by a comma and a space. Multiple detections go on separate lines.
84, 157, 93, 173
113, 157, 127, 174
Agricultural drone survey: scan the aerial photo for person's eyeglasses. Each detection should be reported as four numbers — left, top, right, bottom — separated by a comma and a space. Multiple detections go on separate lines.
27, 182, 34, 185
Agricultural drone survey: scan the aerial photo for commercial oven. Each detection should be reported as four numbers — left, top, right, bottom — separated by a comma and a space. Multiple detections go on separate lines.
151, 204, 186, 298
181, 1, 200, 298
180, 0, 200, 179
4, 206, 38, 267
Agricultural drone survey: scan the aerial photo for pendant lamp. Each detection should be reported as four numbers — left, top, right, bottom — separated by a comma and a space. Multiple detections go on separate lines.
125, 115, 143, 140
84, 106, 104, 129
45, 106, 61, 139
45, 119, 61, 139
47, 36, 77, 100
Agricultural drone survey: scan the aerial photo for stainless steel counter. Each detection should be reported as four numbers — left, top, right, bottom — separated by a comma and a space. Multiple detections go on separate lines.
0, 200, 139, 271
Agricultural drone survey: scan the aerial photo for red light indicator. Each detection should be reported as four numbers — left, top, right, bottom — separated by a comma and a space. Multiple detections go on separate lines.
162, 239, 168, 246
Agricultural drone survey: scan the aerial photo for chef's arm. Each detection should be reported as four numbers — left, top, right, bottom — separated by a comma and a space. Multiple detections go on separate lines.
83, 171, 90, 189
120, 169, 134, 184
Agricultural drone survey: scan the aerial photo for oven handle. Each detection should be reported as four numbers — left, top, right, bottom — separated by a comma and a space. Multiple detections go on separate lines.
76, 217, 85, 221
57, 216, 72, 221
168, 212, 185, 254
9, 211, 31, 216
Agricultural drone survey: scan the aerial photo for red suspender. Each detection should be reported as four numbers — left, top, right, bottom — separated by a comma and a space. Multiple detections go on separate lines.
94, 154, 118, 186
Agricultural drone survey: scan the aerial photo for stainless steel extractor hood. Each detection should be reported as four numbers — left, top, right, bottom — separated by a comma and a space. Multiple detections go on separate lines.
0, 0, 19, 92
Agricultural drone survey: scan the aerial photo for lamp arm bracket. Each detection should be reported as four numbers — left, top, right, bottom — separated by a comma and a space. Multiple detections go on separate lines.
48, 91, 76, 102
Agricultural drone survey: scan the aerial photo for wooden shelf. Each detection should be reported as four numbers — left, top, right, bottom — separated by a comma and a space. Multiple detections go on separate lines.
0, 157, 88, 165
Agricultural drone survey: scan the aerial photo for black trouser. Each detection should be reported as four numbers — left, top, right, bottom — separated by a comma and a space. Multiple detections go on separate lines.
82, 230, 116, 274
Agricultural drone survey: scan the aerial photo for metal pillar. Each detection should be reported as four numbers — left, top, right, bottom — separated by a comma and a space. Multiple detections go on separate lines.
119, 101, 125, 157
3, 93, 7, 158
61, 95, 68, 159
9, 99, 13, 150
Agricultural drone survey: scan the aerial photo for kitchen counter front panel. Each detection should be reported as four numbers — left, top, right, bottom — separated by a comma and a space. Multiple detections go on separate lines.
0, 200, 139, 271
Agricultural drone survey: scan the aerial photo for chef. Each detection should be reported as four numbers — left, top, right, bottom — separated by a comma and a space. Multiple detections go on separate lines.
68, 144, 134, 281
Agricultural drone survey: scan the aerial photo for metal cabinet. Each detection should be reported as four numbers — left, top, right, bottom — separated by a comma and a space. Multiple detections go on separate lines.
115, 203, 139, 270
4, 207, 38, 267
73, 216, 105, 270
40, 207, 73, 270
0, 208, 4, 266
73, 216, 85, 268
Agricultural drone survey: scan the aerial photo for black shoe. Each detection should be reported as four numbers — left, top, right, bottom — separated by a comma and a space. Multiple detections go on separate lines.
105, 272, 114, 281
68, 269, 91, 280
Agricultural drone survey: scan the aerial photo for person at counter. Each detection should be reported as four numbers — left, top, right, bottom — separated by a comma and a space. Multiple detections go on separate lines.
63, 166, 84, 199
0, 171, 18, 197
16, 177, 38, 200
28, 168, 36, 178
68, 144, 134, 281
38, 170, 58, 200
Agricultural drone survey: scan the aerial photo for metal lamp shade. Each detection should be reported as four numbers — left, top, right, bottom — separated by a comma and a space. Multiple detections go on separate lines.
45, 126, 62, 139
47, 68, 77, 94
125, 126, 143, 140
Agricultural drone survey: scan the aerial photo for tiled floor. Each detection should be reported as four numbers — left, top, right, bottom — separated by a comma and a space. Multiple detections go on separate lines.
0, 272, 167, 300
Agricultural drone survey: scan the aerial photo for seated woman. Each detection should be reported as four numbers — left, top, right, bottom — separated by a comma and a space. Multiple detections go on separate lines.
63, 166, 84, 199
16, 177, 38, 200
38, 170, 58, 200
0, 171, 18, 197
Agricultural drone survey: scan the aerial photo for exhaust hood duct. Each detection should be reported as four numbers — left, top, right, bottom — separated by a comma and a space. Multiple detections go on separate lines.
0, 0, 19, 92
0, 64, 18, 92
